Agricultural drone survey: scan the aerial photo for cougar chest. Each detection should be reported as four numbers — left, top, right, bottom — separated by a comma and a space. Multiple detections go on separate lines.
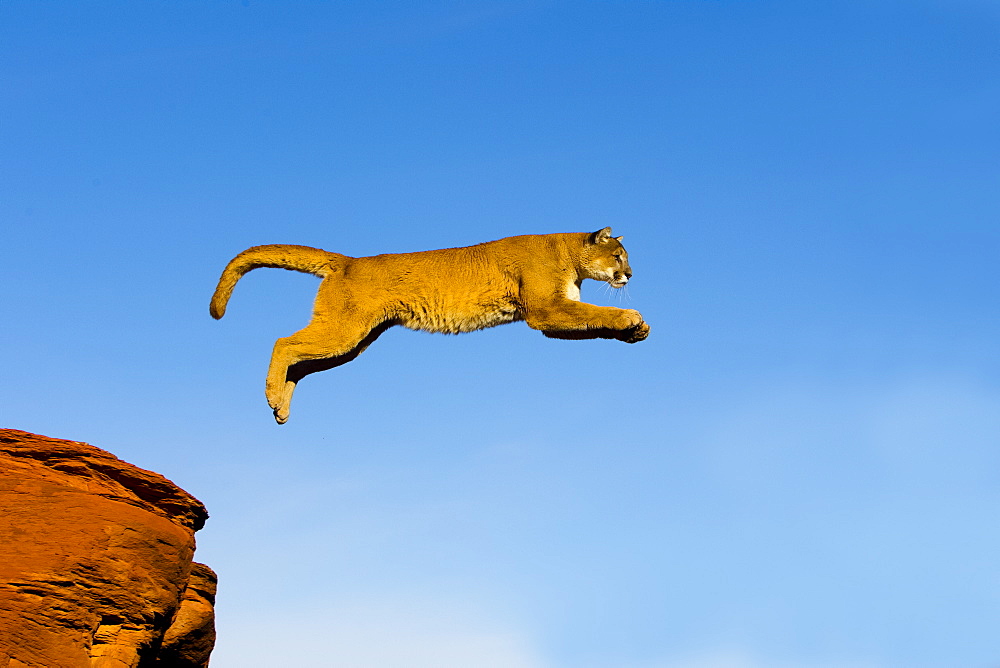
565, 279, 582, 301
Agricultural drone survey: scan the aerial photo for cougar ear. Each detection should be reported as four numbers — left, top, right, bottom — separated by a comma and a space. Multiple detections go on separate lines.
614, 236, 623, 242
589, 227, 613, 245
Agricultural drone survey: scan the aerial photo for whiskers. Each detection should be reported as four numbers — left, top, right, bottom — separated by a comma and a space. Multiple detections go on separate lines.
602, 281, 632, 303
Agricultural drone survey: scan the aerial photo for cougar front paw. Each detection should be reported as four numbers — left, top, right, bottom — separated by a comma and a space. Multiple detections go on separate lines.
612, 308, 642, 329
621, 321, 650, 343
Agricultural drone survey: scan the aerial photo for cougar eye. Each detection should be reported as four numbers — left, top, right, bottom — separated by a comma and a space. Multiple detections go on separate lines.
613, 254, 622, 262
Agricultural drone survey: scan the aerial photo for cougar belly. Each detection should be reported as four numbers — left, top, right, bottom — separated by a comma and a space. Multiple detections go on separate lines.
400, 296, 522, 334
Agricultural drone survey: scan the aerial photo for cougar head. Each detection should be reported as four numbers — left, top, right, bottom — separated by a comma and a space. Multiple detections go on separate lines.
583, 227, 632, 288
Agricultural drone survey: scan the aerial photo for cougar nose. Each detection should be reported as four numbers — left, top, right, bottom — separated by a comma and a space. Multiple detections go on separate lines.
625, 269, 632, 279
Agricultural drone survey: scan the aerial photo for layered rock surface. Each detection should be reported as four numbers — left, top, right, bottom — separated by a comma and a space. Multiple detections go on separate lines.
0, 429, 216, 668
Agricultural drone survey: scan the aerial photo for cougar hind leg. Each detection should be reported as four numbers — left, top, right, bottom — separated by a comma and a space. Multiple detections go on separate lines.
265, 317, 395, 424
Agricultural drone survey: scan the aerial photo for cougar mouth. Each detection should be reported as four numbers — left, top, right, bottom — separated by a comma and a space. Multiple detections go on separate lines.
610, 276, 629, 289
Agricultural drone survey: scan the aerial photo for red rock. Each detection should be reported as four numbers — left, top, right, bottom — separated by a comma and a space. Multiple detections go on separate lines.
0, 429, 216, 668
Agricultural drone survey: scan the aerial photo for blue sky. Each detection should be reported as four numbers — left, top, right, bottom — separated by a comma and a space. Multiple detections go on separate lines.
2, 2, 999, 666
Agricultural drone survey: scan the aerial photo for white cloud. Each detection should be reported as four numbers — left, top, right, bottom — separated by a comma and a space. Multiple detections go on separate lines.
210, 597, 546, 668
646, 649, 881, 668
651, 649, 760, 668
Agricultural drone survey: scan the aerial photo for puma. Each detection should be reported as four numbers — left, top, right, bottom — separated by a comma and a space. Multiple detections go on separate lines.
210, 227, 649, 423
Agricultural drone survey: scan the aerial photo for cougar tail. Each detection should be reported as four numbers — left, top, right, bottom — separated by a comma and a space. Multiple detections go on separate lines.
210, 244, 339, 319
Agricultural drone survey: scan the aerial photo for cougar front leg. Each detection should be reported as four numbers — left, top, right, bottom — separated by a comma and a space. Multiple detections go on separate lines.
524, 299, 648, 342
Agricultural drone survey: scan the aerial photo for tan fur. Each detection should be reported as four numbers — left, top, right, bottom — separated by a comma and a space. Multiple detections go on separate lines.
210, 227, 649, 423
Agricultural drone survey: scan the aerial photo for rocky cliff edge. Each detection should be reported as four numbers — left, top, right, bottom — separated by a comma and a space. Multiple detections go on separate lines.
0, 429, 216, 668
